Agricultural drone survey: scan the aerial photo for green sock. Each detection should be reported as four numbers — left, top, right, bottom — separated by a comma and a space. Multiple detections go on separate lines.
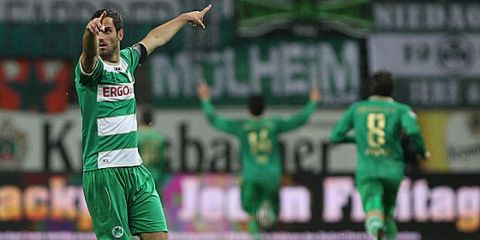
365, 216, 385, 238
383, 235, 396, 240
248, 219, 262, 240
384, 217, 397, 240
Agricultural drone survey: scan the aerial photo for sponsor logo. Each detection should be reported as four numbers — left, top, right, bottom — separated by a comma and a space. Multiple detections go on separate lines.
437, 35, 474, 74
469, 113, 480, 135
102, 85, 134, 98
0, 120, 27, 170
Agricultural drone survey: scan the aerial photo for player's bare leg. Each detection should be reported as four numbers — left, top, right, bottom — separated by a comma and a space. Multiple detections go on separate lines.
139, 232, 168, 240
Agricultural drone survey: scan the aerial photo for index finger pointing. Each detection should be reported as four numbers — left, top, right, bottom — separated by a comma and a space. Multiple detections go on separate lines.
201, 4, 212, 14
99, 11, 107, 21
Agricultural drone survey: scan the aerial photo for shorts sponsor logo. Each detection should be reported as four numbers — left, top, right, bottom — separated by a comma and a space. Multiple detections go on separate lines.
112, 226, 124, 239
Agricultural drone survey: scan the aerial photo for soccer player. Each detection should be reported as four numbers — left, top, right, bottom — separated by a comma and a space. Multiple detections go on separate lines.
138, 108, 169, 195
330, 70, 429, 240
75, 5, 211, 240
197, 81, 320, 238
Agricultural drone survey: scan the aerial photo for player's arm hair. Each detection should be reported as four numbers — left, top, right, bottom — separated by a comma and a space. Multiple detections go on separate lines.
140, 4, 211, 55
80, 29, 100, 74
140, 14, 191, 55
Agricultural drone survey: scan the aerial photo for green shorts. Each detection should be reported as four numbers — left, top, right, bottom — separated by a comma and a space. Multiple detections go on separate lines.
356, 176, 402, 217
240, 179, 280, 216
83, 164, 168, 239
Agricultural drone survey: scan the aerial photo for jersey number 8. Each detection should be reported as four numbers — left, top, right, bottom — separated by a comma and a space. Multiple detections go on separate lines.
367, 113, 386, 147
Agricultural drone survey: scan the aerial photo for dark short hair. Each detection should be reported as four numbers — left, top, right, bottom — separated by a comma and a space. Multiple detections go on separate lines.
141, 108, 153, 125
91, 9, 124, 32
370, 70, 394, 97
248, 95, 265, 116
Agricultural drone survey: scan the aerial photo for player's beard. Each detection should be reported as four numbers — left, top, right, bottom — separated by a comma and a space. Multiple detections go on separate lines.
99, 41, 119, 61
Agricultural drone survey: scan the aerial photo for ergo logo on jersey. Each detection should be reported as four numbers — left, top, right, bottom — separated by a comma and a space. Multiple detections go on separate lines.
102, 85, 133, 98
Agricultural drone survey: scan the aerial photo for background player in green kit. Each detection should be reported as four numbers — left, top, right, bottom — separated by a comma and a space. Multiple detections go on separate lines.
75, 5, 211, 240
197, 81, 320, 239
330, 70, 430, 240
138, 108, 170, 195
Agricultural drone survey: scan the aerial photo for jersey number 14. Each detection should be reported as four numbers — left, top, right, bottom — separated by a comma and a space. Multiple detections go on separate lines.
248, 129, 272, 163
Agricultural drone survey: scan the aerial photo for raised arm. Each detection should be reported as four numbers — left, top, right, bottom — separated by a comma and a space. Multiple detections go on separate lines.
197, 81, 241, 135
81, 11, 106, 73
277, 87, 320, 133
140, 4, 212, 55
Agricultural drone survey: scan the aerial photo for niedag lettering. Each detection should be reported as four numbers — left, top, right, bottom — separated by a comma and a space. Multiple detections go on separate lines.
373, 2, 480, 31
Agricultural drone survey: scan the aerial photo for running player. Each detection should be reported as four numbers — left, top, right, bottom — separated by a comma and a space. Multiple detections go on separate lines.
197, 81, 320, 239
75, 5, 211, 240
330, 70, 429, 240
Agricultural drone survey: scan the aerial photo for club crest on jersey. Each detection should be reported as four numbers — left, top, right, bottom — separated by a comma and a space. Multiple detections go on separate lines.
97, 83, 135, 102
112, 226, 125, 238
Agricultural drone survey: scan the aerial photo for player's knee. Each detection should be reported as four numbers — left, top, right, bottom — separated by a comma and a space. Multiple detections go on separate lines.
366, 210, 384, 218
156, 232, 168, 240
159, 232, 168, 240
139, 232, 168, 240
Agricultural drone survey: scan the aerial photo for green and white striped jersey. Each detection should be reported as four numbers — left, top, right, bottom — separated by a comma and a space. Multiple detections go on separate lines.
75, 46, 142, 171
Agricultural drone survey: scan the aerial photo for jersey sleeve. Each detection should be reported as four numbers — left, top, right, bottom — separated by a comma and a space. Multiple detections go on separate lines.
75, 58, 104, 86
401, 107, 427, 157
330, 104, 356, 144
201, 99, 242, 136
121, 45, 142, 72
275, 100, 317, 133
